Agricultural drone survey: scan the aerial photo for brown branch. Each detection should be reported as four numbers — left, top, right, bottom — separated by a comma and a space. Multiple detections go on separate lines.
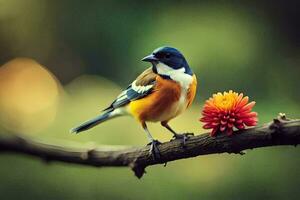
0, 114, 299, 178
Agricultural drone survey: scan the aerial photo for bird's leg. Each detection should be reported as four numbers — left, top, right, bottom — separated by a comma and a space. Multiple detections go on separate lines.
161, 122, 194, 146
142, 122, 161, 160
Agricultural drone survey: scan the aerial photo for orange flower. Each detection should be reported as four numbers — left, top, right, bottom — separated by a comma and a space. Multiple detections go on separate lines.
200, 90, 258, 136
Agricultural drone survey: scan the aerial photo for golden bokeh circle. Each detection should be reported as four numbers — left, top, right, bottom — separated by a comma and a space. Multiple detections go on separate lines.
0, 58, 60, 133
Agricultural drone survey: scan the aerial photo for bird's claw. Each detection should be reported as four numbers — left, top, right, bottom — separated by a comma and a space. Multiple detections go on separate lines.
147, 140, 161, 160
172, 133, 194, 146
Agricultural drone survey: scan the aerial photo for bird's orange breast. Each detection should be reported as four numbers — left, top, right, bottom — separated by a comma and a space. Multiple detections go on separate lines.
128, 74, 197, 122
187, 74, 197, 107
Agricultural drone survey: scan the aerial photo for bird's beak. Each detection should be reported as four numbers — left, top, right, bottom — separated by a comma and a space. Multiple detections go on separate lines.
141, 54, 158, 62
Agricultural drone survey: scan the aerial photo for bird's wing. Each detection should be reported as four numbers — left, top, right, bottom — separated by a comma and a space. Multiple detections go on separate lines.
104, 67, 157, 111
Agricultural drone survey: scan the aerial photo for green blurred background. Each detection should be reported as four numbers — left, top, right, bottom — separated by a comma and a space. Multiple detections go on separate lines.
0, 0, 299, 199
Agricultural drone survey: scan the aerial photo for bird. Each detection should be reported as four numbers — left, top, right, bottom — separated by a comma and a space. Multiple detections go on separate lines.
71, 46, 197, 159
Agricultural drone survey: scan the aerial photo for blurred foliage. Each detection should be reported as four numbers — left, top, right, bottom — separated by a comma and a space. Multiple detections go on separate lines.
0, 0, 299, 200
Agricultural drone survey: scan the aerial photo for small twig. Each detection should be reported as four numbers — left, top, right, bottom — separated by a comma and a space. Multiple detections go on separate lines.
0, 114, 299, 178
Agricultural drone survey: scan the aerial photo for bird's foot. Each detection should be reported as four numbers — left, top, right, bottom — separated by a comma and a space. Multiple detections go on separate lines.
172, 133, 194, 147
147, 140, 161, 160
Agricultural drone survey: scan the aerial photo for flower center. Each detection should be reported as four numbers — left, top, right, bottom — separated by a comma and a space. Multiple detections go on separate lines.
214, 92, 236, 110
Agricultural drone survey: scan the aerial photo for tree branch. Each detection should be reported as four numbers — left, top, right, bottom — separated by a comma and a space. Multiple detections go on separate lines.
0, 114, 299, 178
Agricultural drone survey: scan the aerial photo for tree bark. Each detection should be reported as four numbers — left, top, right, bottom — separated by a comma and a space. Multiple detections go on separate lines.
0, 114, 299, 178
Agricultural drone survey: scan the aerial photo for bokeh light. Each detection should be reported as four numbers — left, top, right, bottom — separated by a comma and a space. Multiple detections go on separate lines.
0, 58, 60, 133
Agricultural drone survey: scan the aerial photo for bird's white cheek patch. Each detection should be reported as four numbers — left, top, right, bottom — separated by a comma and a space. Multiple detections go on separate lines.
156, 62, 193, 89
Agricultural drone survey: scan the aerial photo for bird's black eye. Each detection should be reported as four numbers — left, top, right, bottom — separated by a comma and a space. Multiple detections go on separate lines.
154, 52, 171, 59
165, 53, 171, 59
154, 52, 163, 59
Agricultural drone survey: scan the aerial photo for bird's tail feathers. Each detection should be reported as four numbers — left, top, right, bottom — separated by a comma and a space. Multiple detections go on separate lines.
70, 108, 124, 134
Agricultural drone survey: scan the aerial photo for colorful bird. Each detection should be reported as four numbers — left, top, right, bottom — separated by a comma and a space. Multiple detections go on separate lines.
71, 46, 197, 158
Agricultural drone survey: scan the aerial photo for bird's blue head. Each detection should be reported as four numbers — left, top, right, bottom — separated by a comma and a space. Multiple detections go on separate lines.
142, 46, 193, 77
